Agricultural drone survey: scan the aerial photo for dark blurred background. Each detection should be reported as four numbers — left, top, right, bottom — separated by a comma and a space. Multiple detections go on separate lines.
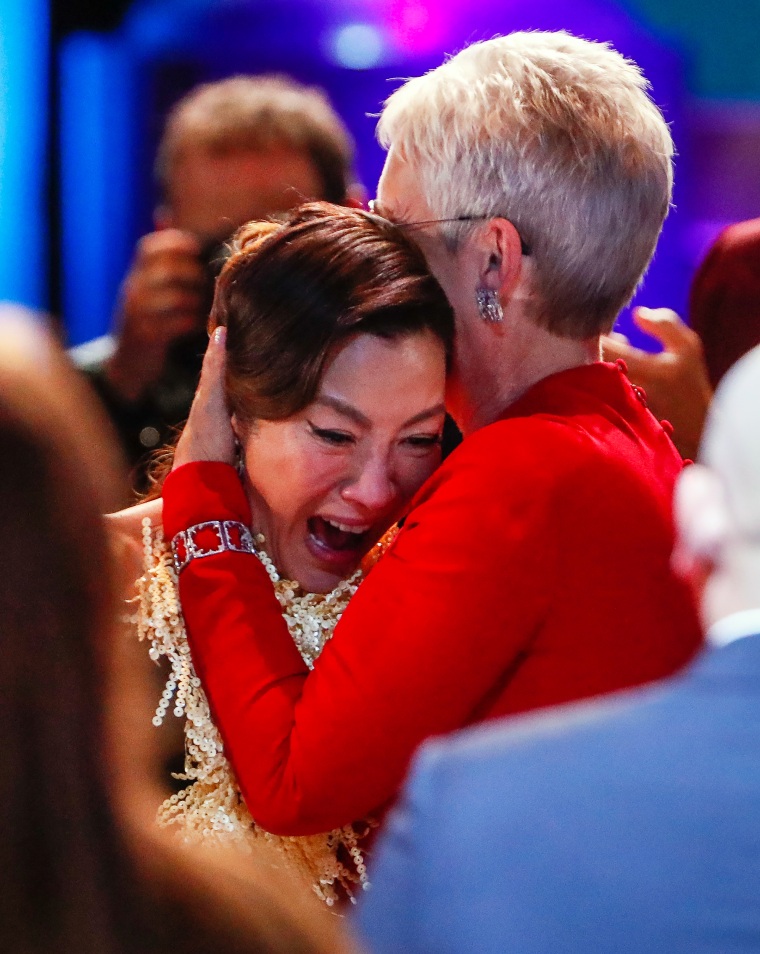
2, 0, 760, 349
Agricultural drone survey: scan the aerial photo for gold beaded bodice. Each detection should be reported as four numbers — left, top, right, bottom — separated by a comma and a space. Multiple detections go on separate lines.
134, 517, 385, 905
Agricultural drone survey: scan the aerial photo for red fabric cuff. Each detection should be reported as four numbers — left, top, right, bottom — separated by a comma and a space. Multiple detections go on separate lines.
162, 462, 252, 540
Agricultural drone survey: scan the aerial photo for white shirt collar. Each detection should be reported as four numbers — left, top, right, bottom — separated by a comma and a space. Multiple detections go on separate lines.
707, 608, 760, 648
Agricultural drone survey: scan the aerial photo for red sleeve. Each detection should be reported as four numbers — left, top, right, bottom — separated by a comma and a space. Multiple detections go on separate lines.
163, 440, 556, 836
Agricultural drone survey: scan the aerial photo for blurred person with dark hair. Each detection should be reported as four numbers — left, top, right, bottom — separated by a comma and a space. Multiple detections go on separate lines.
73, 75, 359, 489
0, 309, 357, 954
358, 342, 760, 954
689, 219, 760, 387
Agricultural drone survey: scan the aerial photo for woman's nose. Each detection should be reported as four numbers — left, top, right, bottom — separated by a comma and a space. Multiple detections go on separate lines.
340, 456, 397, 513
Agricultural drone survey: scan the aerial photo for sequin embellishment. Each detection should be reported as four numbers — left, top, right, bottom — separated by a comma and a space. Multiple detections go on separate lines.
134, 517, 390, 904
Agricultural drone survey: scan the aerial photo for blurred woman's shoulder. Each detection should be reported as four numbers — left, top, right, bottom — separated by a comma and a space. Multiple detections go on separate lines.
128, 819, 359, 954
108, 497, 164, 539
107, 498, 164, 582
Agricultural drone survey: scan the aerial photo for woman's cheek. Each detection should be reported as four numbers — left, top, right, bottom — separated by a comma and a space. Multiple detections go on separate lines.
245, 427, 307, 509
286, 442, 345, 503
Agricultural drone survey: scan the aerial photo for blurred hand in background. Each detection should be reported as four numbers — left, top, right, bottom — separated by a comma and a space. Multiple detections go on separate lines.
602, 307, 713, 460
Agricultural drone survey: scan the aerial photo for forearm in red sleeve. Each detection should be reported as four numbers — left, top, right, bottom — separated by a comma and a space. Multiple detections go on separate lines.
163, 441, 555, 836
162, 463, 316, 826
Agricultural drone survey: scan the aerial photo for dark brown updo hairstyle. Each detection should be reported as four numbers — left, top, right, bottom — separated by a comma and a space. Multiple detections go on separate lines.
212, 201, 454, 427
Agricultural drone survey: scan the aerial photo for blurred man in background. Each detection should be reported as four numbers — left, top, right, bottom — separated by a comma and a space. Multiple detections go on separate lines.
359, 342, 760, 954
74, 75, 359, 489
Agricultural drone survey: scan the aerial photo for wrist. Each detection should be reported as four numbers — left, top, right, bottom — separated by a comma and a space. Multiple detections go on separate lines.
162, 461, 252, 539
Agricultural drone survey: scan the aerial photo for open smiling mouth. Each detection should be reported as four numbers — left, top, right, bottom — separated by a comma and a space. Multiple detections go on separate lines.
306, 516, 374, 566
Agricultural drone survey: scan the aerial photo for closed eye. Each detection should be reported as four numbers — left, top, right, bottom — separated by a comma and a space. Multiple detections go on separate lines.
402, 433, 442, 449
308, 422, 356, 446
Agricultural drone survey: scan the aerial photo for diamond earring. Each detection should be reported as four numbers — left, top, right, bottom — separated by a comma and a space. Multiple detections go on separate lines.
476, 288, 504, 323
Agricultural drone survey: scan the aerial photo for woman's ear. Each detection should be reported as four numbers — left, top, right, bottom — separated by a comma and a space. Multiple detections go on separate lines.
478, 218, 524, 296
231, 413, 242, 441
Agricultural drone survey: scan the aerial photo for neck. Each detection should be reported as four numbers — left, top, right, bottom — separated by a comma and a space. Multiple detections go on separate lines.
452, 314, 601, 436
702, 547, 760, 632
243, 480, 279, 563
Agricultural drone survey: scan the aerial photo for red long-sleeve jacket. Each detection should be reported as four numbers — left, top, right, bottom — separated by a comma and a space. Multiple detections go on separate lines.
163, 362, 702, 836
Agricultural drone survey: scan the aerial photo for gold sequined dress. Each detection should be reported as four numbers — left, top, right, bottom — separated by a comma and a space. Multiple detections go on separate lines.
134, 518, 391, 905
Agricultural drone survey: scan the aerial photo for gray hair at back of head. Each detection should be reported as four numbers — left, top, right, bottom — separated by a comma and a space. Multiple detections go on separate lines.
377, 31, 674, 338
699, 344, 760, 542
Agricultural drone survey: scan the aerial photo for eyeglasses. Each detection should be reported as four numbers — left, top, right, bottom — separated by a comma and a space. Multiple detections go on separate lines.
368, 200, 531, 256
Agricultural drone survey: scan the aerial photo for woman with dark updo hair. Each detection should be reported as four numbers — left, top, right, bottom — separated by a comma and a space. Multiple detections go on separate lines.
111, 202, 454, 902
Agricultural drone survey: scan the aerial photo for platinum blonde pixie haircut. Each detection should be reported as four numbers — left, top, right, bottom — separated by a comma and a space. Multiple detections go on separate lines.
377, 31, 674, 338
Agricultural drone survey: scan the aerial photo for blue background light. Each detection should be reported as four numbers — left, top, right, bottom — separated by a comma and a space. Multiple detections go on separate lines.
0, 0, 49, 310
59, 33, 139, 345
327, 24, 386, 70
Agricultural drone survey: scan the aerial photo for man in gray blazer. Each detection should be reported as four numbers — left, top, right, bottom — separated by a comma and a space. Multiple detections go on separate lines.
357, 345, 760, 953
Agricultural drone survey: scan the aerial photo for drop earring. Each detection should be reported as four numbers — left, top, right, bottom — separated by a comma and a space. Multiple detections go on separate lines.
476, 288, 504, 323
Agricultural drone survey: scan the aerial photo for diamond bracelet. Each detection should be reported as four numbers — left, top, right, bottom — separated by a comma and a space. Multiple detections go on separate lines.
171, 520, 256, 575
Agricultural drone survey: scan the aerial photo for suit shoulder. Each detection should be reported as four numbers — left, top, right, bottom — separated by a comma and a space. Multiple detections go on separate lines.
414, 679, 681, 787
